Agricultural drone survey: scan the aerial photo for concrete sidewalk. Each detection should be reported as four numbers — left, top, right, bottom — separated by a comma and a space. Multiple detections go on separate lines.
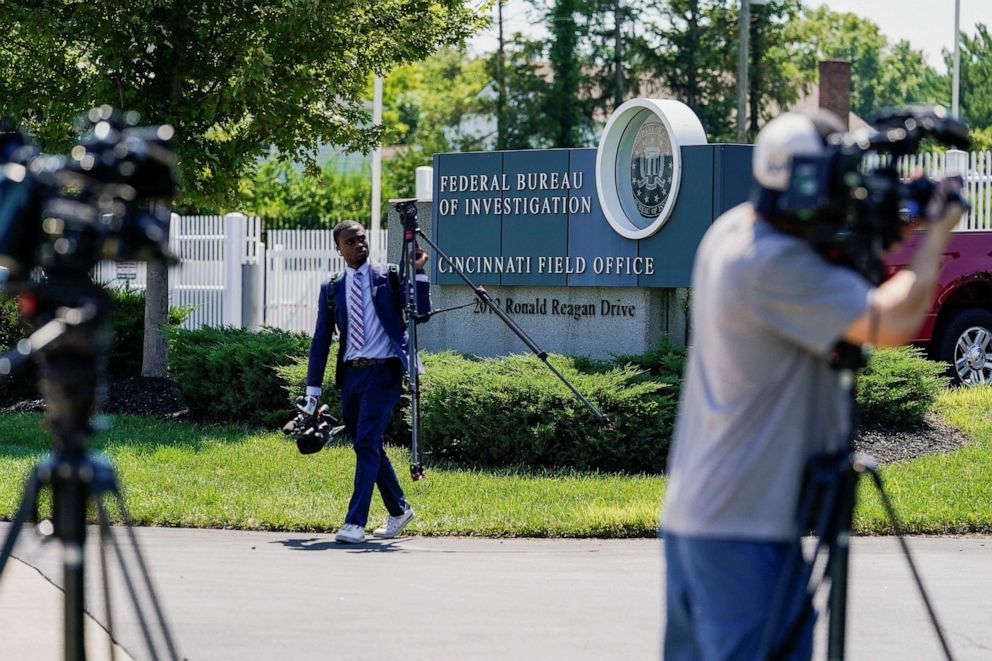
0, 524, 989, 660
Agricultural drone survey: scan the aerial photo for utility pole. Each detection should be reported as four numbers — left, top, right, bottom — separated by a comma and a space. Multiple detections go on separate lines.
735, 0, 750, 143
497, 0, 507, 149
371, 74, 382, 232
952, 0, 961, 117
614, 0, 624, 109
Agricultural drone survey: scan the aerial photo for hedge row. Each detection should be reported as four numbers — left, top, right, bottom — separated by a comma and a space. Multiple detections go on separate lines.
0, 288, 190, 400
167, 326, 311, 427
166, 326, 950, 475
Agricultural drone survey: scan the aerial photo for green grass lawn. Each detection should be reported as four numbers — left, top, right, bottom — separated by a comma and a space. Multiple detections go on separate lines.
1, 386, 989, 537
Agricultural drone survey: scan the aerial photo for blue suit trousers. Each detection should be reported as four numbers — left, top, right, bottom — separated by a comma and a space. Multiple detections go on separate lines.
340, 361, 408, 527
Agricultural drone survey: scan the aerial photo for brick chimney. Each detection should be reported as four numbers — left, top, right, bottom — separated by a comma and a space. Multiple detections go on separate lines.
818, 60, 851, 129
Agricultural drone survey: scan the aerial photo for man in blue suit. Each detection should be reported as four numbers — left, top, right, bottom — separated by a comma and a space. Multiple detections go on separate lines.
304, 220, 431, 544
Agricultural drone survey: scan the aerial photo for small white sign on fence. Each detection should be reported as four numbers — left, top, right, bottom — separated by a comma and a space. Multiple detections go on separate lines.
116, 261, 138, 281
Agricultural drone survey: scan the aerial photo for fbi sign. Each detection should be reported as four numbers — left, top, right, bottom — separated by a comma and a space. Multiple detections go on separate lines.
596, 99, 708, 239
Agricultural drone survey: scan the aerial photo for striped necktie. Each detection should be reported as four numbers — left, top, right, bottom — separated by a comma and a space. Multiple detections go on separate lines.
349, 271, 365, 351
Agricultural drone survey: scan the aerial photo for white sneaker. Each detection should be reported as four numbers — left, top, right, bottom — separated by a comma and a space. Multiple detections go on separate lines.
335, 524, 366, 544
372, 507, 415, 539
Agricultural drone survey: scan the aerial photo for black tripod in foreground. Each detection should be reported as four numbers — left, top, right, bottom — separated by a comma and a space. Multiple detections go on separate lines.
0, 284, 180, 661
761, 350, 955, 661
393, 199, 610, 480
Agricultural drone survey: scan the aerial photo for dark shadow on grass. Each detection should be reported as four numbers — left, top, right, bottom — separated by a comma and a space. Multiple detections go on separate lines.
272, 537, 408, 553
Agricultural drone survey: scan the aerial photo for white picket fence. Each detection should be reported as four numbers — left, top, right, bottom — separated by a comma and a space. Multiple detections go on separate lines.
91, 214, 387, 332
265, 228, 388, 333
863, 149, 992, 231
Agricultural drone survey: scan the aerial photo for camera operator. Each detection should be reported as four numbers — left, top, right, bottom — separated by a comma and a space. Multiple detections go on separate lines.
304, 220, 431, 544
660, 110, 967, 660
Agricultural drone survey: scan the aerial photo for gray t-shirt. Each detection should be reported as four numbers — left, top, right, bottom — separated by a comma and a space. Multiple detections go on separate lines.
661, 203, 873, 541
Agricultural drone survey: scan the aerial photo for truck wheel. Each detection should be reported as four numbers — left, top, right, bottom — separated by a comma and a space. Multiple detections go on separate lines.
937, 307, 992, 385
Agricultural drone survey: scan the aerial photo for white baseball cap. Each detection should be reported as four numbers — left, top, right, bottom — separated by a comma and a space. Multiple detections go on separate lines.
752, 111, 844, 191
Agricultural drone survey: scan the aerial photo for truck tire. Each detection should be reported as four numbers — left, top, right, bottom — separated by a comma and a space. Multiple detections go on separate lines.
936, 307, 992, 385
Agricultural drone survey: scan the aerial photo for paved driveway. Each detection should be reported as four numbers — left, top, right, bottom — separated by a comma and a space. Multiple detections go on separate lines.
0, 524, 989, 660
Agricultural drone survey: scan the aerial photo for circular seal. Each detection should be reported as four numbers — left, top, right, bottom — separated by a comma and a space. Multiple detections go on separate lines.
629, 118, 674, 219
596, 99, 707, 240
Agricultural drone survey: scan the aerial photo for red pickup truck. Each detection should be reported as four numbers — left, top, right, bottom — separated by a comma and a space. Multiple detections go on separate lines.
886, 231, 992, 385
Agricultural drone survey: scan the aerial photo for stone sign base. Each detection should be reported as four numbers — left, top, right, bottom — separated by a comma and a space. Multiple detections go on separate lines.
417, 284, 687, 359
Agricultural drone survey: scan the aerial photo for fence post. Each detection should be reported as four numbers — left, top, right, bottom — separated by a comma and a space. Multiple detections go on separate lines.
224, 212, 245, 328
945, 150, 970, 230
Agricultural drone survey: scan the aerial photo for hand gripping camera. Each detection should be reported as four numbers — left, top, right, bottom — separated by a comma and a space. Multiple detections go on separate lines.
758, 105, 971, 285
282, 396, 347, 454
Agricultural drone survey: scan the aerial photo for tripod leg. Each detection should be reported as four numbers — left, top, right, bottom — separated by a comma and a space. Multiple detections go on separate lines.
96, 499, 119, 661
106, 489, 181, 661
0, 466, 44, 581
825, 467, 857, 661
403, 228, 425, 480
865, 468, 955, 661
95, 496, 164, 661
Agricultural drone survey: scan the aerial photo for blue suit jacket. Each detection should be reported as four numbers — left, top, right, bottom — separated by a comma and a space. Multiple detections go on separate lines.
307, 262, 431, 389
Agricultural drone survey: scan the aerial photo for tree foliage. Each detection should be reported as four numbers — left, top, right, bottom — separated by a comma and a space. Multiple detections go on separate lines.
788, 6, 946, 121
946, 24, 992, 130
0, 0, 488, 206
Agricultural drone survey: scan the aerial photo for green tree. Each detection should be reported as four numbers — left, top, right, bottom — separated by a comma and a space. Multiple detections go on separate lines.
638, 1, 726, 138
546, 0, 588, 147
635, 1, 809, 142
788, 6, 944, 121
236, 158, 393, 226
0, 0, 488, 207
488, 34, 556, 149
378, 48, 492, 201
945, 24, 992, 130
0, 0, 486, 377
747, 1, 805, 136
578, 0, 648, 118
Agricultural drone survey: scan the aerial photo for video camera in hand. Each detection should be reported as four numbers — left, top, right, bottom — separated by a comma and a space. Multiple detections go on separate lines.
769, 105, 971, 285
0, 105, 177, 290
282, 396, 347, 455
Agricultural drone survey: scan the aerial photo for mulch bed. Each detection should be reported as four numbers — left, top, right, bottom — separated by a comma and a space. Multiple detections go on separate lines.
1, 376, 190, 421
0, 379, 970, 465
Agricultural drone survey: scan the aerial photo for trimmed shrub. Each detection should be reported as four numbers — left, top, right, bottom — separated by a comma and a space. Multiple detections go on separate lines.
109, 288, 191, 380
168, 326, 311, 427
856, 346, 949, 427
0, 292, 35, 401
280, 351, 678, 473
0, 292, 29, 350
611, 335, 687, 398
419, 353, 677, 474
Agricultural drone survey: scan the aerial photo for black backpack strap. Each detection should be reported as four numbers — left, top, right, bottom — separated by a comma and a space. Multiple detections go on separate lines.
326, 270, 343, 319
387, 263, 404, 316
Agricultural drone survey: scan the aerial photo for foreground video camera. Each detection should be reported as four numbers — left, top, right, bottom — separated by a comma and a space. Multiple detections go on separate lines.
774, 105, 971, 285
282, 396, 347, 454
0, 108, 182, 660
0, 105, 176, 289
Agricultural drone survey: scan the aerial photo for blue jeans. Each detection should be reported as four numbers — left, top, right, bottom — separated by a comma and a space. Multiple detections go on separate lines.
663, 532, 814, 661
340, 361, 408, 527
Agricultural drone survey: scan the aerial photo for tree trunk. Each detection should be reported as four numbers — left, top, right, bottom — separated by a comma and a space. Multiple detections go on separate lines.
142, 220, 170, 377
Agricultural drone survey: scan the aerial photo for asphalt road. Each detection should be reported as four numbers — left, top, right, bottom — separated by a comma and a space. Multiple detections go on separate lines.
0, 524, 989, 660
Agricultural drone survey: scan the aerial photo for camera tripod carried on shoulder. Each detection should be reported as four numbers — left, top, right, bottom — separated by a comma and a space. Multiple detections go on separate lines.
392, 199, 611, 481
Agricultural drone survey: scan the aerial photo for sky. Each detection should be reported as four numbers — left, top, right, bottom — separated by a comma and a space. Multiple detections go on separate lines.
470, 0, 990, 73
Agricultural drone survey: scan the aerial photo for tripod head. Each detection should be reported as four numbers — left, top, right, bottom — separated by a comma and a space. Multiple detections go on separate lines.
394, 198, 420, 233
